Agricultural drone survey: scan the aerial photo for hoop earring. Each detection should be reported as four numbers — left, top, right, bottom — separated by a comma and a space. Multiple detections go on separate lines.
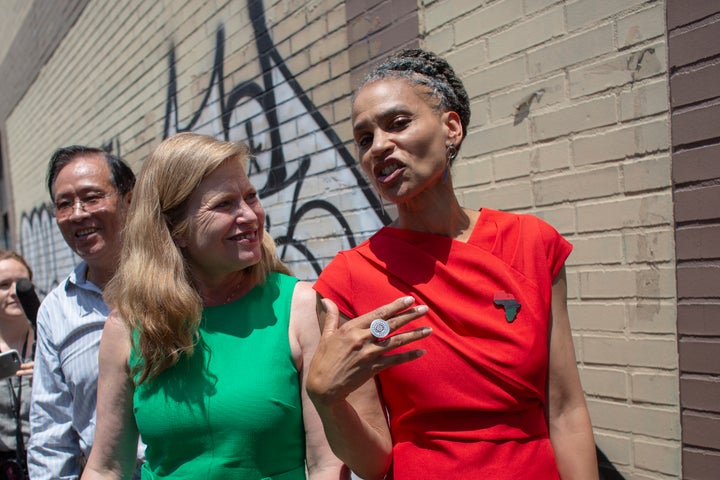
446, 143, 458, 161
443, 143, 457, 183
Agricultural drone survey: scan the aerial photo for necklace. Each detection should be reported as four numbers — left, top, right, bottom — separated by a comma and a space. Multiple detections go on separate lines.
223, 276, 255, 304
200, 273, 255, 307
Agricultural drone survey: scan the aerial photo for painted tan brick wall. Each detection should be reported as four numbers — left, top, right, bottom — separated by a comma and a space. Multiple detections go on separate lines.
7, 0, 372, 288
2, 0, 684, 477
423, 1, 678, 478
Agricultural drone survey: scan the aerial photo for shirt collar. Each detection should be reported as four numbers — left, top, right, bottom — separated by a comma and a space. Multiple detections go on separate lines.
66, 261, 104, 295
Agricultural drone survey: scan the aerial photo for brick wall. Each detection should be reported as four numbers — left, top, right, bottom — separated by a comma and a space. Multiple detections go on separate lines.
6, 0, 384, 291
0, 0, 688, 478
667, 0, 720, 478
0, 0, 90, 252
423, 1, 678, 478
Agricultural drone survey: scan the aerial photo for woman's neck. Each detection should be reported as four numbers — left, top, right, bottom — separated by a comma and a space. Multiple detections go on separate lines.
394, 188, 478, 242
195, 270, 258, 307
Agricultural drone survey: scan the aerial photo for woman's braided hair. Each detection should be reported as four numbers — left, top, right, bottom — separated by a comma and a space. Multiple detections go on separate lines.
360, 48, 471, 148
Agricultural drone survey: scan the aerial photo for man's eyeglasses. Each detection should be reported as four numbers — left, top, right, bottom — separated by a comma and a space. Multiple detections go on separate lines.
52, 193, 116, 219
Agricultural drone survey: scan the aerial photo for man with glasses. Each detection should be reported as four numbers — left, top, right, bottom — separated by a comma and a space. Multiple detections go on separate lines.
27, 146, 135, 479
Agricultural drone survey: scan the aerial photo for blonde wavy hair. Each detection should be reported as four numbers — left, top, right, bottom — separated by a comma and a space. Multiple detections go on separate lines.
105, 132, 290, 384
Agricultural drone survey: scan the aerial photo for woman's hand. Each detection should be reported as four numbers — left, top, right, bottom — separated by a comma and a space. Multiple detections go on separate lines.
16, 360, 33, 376
307, 296, 431, 407
305, 296, 431, 479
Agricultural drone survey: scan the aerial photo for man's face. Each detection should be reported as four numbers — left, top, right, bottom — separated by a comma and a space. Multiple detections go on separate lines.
51, 154, 130, 270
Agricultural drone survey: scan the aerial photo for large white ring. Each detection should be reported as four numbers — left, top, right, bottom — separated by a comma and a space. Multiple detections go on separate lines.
370, 319, 391, 339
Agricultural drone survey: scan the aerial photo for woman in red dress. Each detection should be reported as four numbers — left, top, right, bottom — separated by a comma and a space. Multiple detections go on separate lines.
307, 49, 598, 480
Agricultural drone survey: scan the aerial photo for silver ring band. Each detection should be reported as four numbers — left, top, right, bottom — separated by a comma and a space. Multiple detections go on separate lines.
370, 319, 391, 339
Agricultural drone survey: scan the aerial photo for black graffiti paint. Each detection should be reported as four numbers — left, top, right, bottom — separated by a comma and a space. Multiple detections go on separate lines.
19, 205, 78, 297
21, 0, 390, 282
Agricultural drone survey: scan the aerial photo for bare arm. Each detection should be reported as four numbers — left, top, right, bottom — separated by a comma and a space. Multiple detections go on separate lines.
547, 267, 599, 480
81, 311, 139, 480
306, 295, 430, 480
290, 282, 347, 480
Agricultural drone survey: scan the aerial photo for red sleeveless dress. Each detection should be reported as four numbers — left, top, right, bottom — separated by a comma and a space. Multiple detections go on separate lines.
314, 209, 572, 479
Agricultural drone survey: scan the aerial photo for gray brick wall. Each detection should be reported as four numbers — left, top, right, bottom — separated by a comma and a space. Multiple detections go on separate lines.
0, 1, 696, 478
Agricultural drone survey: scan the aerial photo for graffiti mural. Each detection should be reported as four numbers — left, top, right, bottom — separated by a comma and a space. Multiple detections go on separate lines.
19, 206, 78, 297
19, 0, 388, 285
164, 0, 389, 279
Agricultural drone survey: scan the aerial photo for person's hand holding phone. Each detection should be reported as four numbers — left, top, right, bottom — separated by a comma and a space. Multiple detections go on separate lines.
16, 360, 33, 377
0, 349, 22, 380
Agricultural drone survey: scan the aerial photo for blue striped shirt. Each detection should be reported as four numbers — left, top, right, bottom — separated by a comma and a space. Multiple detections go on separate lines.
27, 261, 107, 479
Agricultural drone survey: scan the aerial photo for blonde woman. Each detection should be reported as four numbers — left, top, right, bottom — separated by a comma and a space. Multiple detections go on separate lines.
82, 133, 344, 480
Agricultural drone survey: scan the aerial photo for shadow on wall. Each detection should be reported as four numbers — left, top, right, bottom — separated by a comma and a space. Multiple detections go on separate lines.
597, 446, 625, 479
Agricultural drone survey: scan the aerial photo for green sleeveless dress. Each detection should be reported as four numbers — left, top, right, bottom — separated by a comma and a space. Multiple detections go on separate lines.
131, 273, 306, 479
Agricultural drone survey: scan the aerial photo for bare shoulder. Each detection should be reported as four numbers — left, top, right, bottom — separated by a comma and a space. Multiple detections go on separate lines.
100, 309, 132, 360
289, 281, 321, 355
292, 280, 316, 302
105, 309, 128, 328
290, 281, 318, 323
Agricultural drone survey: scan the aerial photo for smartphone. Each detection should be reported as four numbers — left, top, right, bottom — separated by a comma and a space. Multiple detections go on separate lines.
0, 349, 22, 380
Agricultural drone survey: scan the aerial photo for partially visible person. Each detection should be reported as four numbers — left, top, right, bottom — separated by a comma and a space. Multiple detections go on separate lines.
28, 146, 136, 479
307, 49, 598, 479
0, 250, 34, 480
81, 133, 344, 480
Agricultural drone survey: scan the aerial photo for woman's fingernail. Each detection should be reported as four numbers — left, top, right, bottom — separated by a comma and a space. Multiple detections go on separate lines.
416, 305, 428, 313
403, 296, 415, 305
